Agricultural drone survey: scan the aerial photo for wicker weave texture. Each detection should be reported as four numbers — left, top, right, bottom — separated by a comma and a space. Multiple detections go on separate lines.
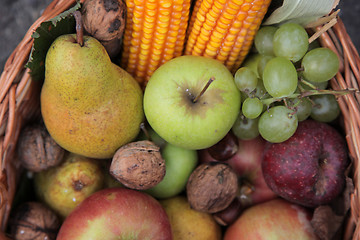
0, 0, 358, 239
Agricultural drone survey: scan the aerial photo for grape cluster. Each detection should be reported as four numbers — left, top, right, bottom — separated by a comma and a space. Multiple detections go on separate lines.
232, 23, 341, 143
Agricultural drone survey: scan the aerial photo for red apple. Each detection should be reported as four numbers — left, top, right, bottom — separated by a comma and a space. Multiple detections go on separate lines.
224, 198, 318, 240
199, 135, 277, 206
57, 188, 172, 240
262, 119, 349, 208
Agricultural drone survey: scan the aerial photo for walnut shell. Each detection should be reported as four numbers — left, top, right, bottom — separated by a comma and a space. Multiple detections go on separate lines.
10, 202, 61, 240
110, 140, 166, 190
186, 162, 238, 213
17, 124, 65, 172
81, 0, 126, 58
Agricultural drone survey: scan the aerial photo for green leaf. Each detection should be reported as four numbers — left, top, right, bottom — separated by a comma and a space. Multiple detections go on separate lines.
26, 1, 82, 81
263, 0, 339, 26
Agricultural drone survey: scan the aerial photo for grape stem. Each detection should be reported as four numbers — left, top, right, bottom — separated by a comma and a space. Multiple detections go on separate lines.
296, 67, 305, 72
299, 79, 318, 90
283, 98, 289, 108
261, 88, 358, 106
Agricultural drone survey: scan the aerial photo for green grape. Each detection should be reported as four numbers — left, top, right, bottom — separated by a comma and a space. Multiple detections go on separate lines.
263, 57, 298, 98
310, 94, 340, 122
252, 78, 267, 99
232, 114, 259, 140
241, 53, 262, 78
308, 39, 321, 51
240, 91, 247, 103
242, 97, 263, 119
273, 22, 309, 62
257, 55, 273, 79
258, 105, 298, 143
301, 47, 340, 82
290, 97, 312, 121
234, 67, 258, 93
254, 26, 278, 56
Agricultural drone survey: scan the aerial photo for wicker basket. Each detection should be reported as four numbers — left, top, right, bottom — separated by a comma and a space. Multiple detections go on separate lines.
0, 0, 359, 239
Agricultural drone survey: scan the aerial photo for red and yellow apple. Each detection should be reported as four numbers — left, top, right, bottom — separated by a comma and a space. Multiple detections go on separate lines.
224, 198, 319, 240
57, 188, 172, 240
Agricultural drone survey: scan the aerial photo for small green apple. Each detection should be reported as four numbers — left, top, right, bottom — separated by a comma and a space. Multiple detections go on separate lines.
34, 153, 104, 219
145, 143, 198, 199
143, 55, 241, 150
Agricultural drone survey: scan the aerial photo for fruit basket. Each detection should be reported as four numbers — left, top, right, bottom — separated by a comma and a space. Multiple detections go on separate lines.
0, 0, 359, 239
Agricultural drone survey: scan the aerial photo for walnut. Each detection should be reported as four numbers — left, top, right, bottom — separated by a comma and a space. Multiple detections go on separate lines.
186, 162, 238, 213
9, 202, 61, 240
17, 124, 65, 172
81, 0, 126, 58
110, 140, 166, 190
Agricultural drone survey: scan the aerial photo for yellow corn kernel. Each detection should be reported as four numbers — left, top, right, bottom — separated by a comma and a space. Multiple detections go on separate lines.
184, 0, 271, 73
121, 0, 191, 87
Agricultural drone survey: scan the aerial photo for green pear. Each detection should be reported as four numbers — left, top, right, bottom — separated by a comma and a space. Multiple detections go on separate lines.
34, 153, 105, 218
41, 34, 144, 159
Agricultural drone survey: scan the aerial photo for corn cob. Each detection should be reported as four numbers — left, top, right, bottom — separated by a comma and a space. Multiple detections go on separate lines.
186, 0, 202, 38
121, 0, 191, 87
185, 0, 272, 73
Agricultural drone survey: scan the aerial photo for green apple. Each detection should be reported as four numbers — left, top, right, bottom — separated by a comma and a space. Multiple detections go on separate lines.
145, 143, 198, 199
143, 55, 241, 150
34, 153, 105, 219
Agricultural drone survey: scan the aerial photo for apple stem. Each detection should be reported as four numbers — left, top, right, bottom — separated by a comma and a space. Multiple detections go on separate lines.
73, 11, 84, 47
237, 181, 254, 207
193, 77, 215, 103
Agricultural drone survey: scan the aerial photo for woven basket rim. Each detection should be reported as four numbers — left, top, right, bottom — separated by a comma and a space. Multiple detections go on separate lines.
0, 0, 359, 239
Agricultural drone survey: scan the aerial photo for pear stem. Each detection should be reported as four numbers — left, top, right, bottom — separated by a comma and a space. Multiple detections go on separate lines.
140, 122, 152, 141
73, 11, 84, 47
193, 77, 215, 103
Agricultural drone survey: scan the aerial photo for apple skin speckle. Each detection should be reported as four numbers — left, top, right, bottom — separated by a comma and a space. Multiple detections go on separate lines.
262, 119, 349, 208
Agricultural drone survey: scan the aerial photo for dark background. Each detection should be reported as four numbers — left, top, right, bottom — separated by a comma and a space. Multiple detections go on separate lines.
0, 0, 359, 72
